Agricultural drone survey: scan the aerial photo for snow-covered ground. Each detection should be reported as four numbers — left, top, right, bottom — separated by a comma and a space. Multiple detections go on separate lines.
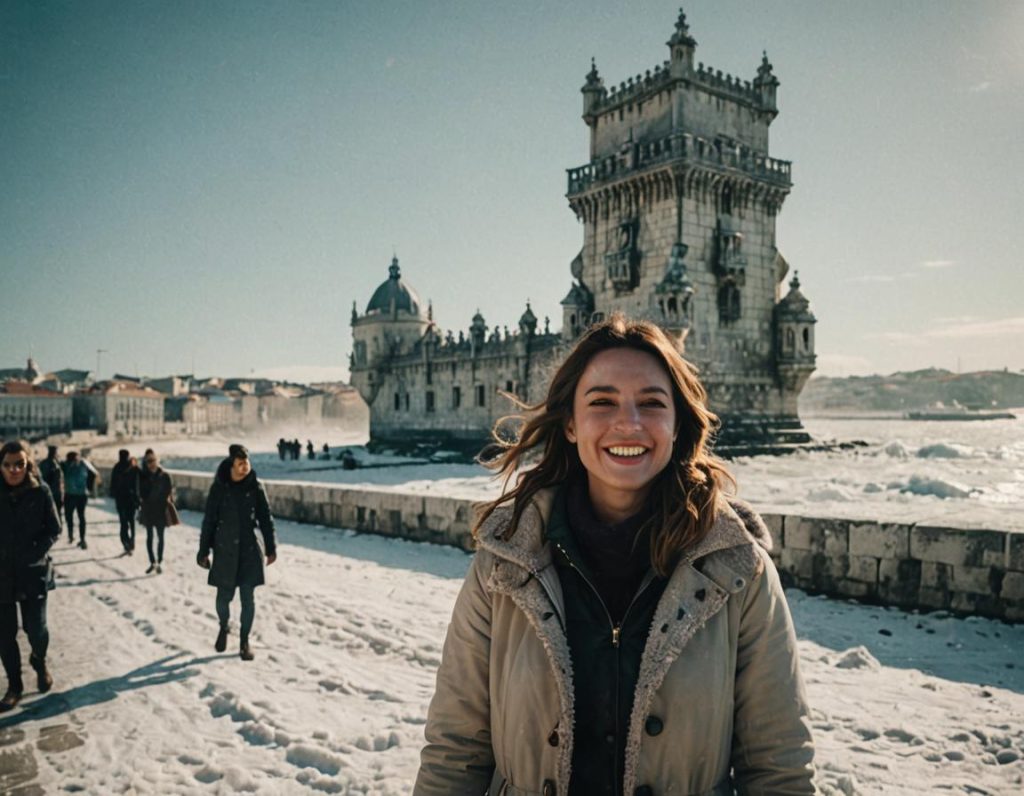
1, 500, 1021, 794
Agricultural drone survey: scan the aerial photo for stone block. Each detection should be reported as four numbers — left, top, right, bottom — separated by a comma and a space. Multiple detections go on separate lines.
917, 587, 951, 610
835, 579, 873, 598
878, 558, 922, 605
779, 548, 815, 586
848, 554, 879, 584
760, 513, 784, 550
950, 565, 1001, 595
950, 591, 1003, 617
1005, 601, 1024, 623
1000, 572, 1024, 601
848, 522, 910, 559
1009, 533, 1024, 571
910, 527, 1005, 567
921, 561, 953, 591
785, 517, 849, 555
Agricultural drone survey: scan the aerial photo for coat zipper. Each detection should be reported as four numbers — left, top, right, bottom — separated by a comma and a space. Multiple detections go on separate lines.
554, 542, 657, 796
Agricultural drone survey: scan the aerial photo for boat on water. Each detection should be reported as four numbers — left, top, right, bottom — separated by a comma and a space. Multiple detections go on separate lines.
904, 405, 1017, 421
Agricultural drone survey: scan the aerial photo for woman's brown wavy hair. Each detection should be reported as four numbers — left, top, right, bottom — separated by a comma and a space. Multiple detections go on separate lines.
474, 312, 734, 575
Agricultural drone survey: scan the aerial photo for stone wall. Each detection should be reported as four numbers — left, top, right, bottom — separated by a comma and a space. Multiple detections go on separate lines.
148, 468, 1024, 623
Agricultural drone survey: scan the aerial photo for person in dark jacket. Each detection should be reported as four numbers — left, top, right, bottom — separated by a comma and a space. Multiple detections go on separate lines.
138, 450, 173, 574
37, 445, 64, 520
61, 451, 98, 549
110, 449, 140, 555
197, 444, 277, 661
0, 440, 60, 713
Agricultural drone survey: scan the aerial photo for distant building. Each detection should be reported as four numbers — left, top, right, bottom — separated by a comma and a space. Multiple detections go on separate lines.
0, 357, 42, 385
72, 382, 165, 437
0, 382, 73, 440
350, 11, 816, 453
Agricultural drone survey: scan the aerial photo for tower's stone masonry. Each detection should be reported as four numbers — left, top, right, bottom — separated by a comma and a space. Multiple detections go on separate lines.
350, 10, 816, 454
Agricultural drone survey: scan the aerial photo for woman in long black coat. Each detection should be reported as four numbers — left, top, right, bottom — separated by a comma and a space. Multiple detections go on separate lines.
0, 440, 60, 712
138, 450, 173, 574
197, 445, 277, 661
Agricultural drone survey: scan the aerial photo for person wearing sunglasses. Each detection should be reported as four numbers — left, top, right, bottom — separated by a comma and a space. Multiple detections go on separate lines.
0, 440, 61, 712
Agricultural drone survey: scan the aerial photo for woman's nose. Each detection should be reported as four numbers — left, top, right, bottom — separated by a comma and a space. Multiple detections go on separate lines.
613, 403, 643, 429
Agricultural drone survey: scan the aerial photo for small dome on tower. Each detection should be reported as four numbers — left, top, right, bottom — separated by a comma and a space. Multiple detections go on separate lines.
777, 272, 815, 322
365, 256, 425, 317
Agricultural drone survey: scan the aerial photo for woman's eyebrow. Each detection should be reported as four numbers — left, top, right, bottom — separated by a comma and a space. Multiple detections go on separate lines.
583, 385, 670, 396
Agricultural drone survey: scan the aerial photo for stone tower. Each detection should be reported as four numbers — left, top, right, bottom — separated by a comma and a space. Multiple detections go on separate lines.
563, 9, 816, 445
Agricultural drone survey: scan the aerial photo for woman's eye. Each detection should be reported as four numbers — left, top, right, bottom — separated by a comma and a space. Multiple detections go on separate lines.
589, 398, 614, 407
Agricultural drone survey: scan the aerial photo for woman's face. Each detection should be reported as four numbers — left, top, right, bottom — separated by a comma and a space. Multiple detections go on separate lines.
231, 456, 251, 482
565, 347, 677, 522
1, 451, 29, 488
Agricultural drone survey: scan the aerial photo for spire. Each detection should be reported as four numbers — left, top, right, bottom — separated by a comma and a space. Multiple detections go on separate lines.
581, 56, 606, 117
755, 50, 777, 84
753, 50, 779, 115
667, 7, 697, 48
667, 7, 697, 74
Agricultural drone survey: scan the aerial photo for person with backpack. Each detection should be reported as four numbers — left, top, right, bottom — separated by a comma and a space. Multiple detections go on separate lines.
60, 451, 98, 549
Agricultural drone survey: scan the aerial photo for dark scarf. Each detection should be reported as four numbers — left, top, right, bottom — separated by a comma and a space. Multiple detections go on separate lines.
565, 475, 654, 623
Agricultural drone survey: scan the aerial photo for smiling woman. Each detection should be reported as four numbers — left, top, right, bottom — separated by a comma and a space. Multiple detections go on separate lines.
415, 313, 816, 795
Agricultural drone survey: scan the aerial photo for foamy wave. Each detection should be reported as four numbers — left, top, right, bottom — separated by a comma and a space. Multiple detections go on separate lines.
916, 443, 975, 459
899, 474, 976, 499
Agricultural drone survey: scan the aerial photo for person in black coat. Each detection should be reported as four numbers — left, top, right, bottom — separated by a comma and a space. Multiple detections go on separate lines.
139, 451, 173, 574
197, 445, 277, 661
110, 449, 141, 555
0, 440, 60, 713
36, 445, 64, 519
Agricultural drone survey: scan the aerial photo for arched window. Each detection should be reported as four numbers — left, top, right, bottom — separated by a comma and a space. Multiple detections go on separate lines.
717, 282, 741, 324
802, 327, 810, 351
786, 328, 796, 351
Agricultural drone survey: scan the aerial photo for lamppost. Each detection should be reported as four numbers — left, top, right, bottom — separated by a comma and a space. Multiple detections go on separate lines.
96, 348, 108, 382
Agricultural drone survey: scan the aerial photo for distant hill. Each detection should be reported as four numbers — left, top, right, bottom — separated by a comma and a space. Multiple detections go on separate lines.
799, 368, 1024, 413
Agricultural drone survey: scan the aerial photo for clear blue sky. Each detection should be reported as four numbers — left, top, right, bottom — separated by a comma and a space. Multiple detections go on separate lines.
2, 1, 1021, 381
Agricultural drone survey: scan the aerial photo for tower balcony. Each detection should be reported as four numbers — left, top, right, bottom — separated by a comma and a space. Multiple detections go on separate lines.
567, 132, 791, 196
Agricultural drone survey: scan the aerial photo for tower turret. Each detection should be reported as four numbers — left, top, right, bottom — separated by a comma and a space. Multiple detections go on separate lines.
581, 58, 606, 122
753, 51, 779, 118
667, 8, 697, 76
774, 271, 816, 396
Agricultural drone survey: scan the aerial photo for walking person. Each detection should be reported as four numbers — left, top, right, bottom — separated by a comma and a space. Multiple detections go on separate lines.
139, 450, 173, 574
415, 314, 815, 795
110, 449, 140, 555
0, 441, 60, 712
36, 445, 64, 524
197, 445, 277, 661
60, 451, 98, 549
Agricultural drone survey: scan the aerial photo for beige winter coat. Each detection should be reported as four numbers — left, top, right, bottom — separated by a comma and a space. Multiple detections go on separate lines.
415, 488, 815, 795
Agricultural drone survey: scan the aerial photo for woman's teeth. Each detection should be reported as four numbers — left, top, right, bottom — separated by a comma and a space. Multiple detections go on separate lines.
607, 446, 647, 457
